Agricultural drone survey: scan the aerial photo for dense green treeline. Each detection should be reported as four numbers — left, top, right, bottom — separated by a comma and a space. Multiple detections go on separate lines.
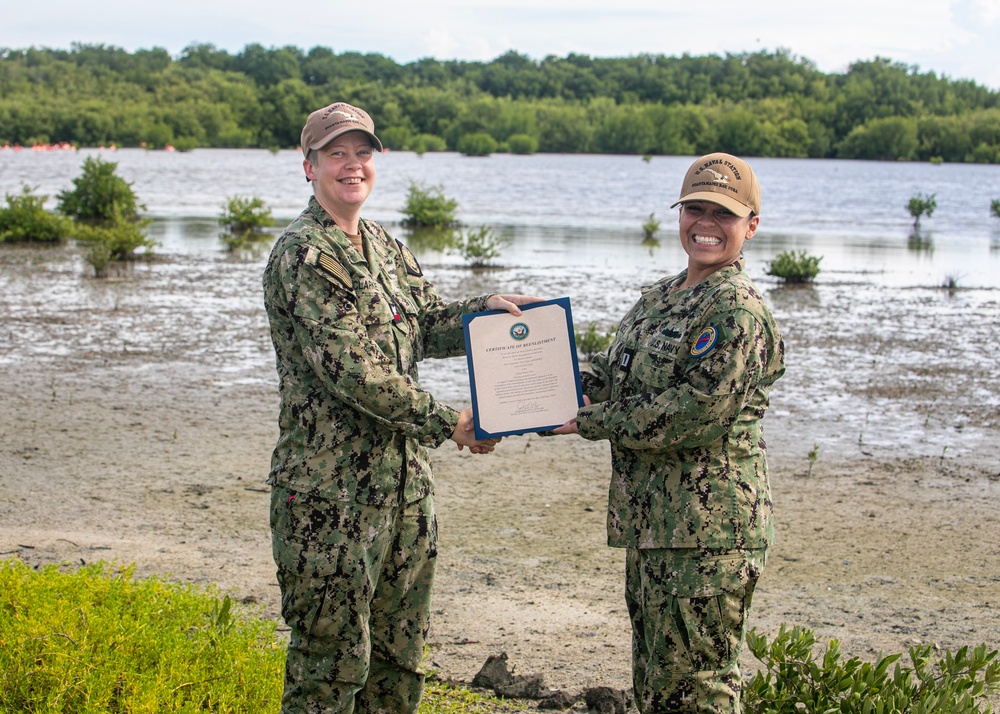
1, 43, 999, 162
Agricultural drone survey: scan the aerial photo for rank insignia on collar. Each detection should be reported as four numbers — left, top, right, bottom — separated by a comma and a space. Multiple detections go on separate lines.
317, 252, 352, 289
396, 239, 423, 276
691, 326, 718, 358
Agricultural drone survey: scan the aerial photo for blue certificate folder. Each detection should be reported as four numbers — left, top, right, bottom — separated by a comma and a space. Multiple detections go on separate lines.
462, 297, 584, 440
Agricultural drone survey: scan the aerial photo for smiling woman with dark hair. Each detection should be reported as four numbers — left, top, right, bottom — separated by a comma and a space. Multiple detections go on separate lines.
554, 153, 785, 714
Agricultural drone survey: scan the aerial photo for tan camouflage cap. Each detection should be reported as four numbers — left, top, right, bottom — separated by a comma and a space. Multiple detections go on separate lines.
671, 153, 761, 217
300, 101, 383, 154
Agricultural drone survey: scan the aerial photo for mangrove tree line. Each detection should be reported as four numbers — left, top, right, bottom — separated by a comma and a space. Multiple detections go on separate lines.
1, 43, 998, 162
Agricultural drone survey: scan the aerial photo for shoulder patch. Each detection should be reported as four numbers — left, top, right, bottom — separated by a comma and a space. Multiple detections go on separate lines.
690, 326, 718, 358
316, 252, 352, 289
395, 239, 423, 276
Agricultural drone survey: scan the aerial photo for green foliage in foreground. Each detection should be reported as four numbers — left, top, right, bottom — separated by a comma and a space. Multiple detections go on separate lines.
0, 185, 73, 243
401, 182, 459, 228
422, 681, 530, 713
907, 192, 937, 228
0, 559, 284, 712
744, 625, 1000, 713
576, 321, 617, 361
0, 559, 528, 714
766, 250, 823, 283
990, 198, 1000, 220
4, 560, 996, 713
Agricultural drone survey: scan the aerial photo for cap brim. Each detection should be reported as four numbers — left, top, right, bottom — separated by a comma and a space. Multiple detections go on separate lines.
670, 192, 753, 217
308, 127, 383, 153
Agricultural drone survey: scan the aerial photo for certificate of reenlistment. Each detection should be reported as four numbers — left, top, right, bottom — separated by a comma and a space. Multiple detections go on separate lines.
462, 297, 584, 439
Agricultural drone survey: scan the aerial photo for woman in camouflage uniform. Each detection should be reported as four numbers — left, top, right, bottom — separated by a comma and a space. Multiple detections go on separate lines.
262, 101, 536, 714
556, 153, 785, 713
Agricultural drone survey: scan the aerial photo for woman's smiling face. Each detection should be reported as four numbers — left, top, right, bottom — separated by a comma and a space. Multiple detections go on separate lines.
304, 131, 376, 216
677, 200, 759, 278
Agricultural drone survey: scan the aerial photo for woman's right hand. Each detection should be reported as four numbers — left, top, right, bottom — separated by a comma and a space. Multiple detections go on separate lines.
451, 407, 500, 453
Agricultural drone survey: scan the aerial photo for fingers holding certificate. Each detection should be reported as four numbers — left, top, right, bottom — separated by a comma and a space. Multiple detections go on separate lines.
462, 297, 584, 439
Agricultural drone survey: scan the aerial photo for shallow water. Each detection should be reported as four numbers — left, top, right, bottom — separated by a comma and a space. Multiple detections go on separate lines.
2, 147, 1000, 288
1, 149, 998, 470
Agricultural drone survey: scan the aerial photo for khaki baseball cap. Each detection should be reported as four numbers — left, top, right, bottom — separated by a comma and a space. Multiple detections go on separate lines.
300, 102, 383, 154
670, 153, 760, 217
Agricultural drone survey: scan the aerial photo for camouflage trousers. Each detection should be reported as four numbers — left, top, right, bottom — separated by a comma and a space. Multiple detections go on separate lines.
270, 485, 438, 714
624, 547, 766, 714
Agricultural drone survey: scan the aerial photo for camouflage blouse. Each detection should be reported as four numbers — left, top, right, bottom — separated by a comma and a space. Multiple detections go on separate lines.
262, 197, 491, 506
576, 259, 785, 550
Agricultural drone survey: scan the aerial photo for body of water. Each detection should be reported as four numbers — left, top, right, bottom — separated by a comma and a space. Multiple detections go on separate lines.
2, 147, 1000, 289
2, 148, 999, 465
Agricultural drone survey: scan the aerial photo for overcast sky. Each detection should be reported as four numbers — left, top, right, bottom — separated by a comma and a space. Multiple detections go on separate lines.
2, 0, 999, 90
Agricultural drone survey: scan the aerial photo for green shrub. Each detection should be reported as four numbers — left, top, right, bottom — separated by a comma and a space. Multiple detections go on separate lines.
74, 209, 156, 276
907, 192, 937, 228
219, 195, 275, 235
576, 321, 616, 361
990, 198, 1000, 220
642, 212, 661, 241
401, 182, 459, 228
218, 195, 275, 252
743, 625, 1000, 713
57, 155, 144, 223
766, 250, 822, 283
451, 225, 512, 268
0, 185, 72, 243
457, 132, 498, 157
507, 133, 539, 155
968, 142, 1000, 163
409, 133, 448, 155
942, 273, 962, 290
172, 136, 199, 152
379, 125, 411, 150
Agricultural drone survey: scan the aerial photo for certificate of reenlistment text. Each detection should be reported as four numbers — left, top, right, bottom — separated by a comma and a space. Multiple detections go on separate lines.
462, 297, 583, 439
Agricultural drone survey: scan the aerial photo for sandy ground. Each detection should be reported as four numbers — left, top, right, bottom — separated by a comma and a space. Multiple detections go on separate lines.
2, 245, 999, 707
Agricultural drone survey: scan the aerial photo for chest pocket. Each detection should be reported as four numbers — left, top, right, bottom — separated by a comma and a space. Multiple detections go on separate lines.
626, 336, 685, 392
